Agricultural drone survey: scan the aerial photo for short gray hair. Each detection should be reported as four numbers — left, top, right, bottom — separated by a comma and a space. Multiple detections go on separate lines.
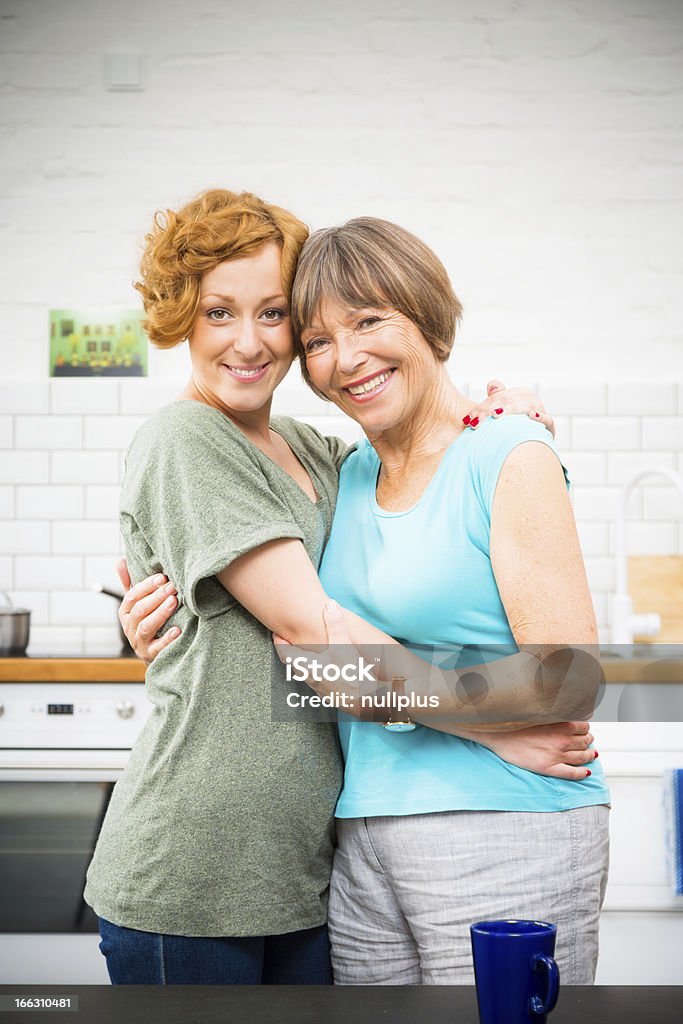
291, 217, 463, 394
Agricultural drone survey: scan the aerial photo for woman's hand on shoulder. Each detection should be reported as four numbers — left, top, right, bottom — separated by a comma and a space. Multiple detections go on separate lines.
116, 558, 180, 667
466, 721, 597, 781
463, 379, 555, 438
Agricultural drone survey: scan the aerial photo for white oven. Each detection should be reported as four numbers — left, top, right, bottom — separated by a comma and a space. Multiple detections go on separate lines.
0, 681, 151, 984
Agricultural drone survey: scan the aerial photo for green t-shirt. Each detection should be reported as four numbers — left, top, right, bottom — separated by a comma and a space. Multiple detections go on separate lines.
84, 400, 348, 937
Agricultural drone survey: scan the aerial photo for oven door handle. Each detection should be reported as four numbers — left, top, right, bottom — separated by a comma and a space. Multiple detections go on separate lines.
0, 768, 122, 782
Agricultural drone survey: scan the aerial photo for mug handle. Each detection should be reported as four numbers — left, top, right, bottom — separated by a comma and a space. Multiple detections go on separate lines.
529, 953, 560, 1015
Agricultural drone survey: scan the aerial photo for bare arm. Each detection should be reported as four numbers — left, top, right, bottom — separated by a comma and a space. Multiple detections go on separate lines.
403, 441, 599, 724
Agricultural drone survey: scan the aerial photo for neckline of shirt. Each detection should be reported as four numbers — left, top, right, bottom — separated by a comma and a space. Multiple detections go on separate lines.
366, 427, 472, 519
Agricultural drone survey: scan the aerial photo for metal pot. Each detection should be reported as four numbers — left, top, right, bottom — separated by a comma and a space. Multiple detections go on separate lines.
0, 590, 31, 656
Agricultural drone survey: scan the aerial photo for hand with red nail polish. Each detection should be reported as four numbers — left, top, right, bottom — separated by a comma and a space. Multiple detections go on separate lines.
461, 382, 556, 437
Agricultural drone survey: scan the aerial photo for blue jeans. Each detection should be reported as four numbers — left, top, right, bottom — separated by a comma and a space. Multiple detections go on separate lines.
98, 917, 333, 985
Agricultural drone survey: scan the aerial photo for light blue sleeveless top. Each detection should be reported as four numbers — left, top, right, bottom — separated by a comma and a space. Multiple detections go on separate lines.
318, 415, 610, 817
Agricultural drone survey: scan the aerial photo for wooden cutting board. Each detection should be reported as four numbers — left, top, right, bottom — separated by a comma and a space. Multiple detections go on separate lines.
629, 555, 683, 642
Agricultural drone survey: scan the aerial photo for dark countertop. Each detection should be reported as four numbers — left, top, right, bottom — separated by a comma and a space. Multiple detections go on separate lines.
1, 985, 682, 1024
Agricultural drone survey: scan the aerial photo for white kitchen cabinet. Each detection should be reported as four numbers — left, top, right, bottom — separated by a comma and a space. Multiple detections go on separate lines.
595, 723, 683, 984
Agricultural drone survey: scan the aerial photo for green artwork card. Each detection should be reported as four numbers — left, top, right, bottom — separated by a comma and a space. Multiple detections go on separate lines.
49, 309, 148, 377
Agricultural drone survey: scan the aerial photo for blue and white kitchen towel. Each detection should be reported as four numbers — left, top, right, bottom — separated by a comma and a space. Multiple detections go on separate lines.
664, 769, 683, 896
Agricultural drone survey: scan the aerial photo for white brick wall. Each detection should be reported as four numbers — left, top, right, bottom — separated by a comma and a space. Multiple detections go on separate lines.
0, 377, 680, 649
0, 0, 682, 650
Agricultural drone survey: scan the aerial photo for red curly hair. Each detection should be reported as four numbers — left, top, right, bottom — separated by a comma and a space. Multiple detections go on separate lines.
135, 189, 309, 348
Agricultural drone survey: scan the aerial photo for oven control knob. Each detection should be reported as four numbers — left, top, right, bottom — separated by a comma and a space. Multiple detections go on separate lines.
0, 704, 4, 717
116, 700, 135, 719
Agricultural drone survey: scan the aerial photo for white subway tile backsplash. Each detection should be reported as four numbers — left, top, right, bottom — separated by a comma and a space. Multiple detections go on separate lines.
0, 452, 49, 484
590, 593, 608, 630
608, 381, 678, 416
49, 590, 114, 625
84, 625, 123, 654
572, 417, 640, 451
15, 556, 82, 590
565, 452, 607, 487
0, 521, 50, 554
0, 486, 14, 518
641, 417, 683, 451
50, 380, 119, 415
8, 589, 49, 624
16, 486, 84, 520
551, 416, 571, 448
584, 557, 616, 592
626, 524, 679, 557
0, 417, 13, 448
576, 522, 609, 557
0, 557, 13, 589
119, 380, 181, 416
609, 522, 679, 556
85, 486, 121, 519
52, 521, 121, 554
27, 626, 83, 656
51, 451, 120, 484
85, 556, 126, 593
571, 486, 641, 522
0, 382, 49, 414
84, 415, 146, 450
642, 486, 683, 522
607, 451, 678, 486
15, 416, 82, 450
535, 382, 607, 416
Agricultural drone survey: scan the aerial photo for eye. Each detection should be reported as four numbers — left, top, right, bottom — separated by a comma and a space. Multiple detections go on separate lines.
304, 337, 329, 354
261, 308, 287, 322
207, 308, 231, 322
358, 315, 382, 329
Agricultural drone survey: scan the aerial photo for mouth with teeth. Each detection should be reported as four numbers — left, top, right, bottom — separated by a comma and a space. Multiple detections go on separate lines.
343, 367, 396, 403
223, 362, 271, 382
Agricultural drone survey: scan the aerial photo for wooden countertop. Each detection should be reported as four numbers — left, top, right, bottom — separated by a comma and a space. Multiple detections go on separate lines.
0, 656, 682, 684
0, 658, 146, 682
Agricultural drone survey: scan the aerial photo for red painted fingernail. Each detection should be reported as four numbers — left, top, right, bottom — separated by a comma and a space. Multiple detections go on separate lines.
462, 415, 471, 425
535, 412, 540, 418
469, 417, 479, 427
585, 769, 592, 777
494, 408, 504, 415
594, 750, 599, 759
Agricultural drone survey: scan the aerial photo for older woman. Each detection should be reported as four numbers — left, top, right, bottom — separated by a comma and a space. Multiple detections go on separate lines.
104, 189, 602, 985
286, 217, 609, 985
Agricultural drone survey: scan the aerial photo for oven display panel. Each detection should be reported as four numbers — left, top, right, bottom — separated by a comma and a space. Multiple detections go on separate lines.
47, 704, 75, 715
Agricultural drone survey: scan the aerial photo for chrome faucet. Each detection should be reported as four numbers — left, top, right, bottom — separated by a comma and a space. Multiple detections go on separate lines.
611, 466, 683, 644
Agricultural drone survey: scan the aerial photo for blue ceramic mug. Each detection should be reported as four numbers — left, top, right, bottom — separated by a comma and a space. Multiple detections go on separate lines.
470, 920, 560, 1024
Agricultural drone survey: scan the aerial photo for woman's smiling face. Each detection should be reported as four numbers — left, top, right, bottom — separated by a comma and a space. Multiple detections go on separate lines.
188, 242, 294, 416
301, 300, 442, 435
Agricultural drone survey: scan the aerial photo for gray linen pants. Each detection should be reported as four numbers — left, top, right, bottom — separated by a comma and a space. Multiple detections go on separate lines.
329, 805, 610, 985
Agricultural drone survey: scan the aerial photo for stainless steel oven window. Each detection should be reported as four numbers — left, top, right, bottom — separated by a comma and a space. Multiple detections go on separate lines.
0, 781, 113, 933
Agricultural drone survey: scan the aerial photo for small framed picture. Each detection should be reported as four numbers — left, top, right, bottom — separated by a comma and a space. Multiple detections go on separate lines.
49, 309, 148, 377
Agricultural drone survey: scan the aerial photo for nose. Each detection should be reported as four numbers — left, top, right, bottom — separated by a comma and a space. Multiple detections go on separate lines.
233, 318, 264, 359
334, 332, 368, 377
